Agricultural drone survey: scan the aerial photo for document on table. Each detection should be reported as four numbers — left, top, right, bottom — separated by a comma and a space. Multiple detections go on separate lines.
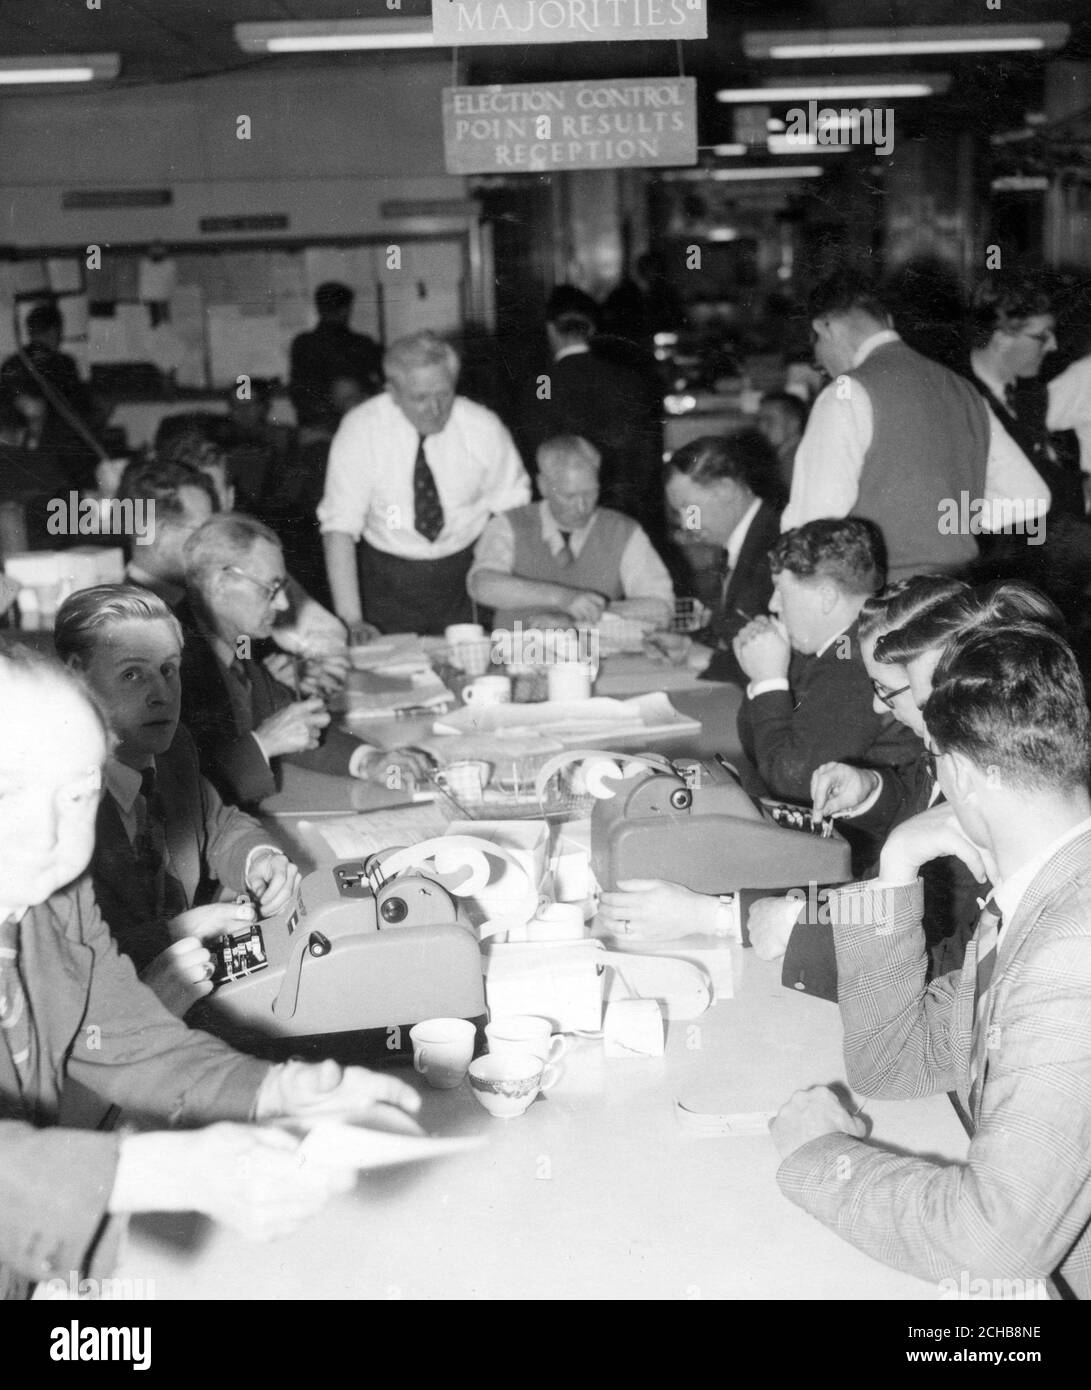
298, 805, 451, 860
297, 1121, 482, 1172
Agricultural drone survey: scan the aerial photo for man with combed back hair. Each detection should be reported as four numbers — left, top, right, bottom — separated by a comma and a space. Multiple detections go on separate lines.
772, 622, 1091, 1298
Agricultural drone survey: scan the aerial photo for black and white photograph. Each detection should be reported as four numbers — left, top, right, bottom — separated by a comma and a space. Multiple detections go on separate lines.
1, 0, 1089, 1344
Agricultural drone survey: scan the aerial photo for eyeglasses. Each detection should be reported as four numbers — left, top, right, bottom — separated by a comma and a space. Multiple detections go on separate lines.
870, 677, 911, 709
222, 566, 288, 603
923, 744, 947, 780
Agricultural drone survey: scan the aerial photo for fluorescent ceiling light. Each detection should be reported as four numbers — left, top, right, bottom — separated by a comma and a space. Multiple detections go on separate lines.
664, 167, 825, 182
0, 54, 120, 84
710, 143, 747, 156
768, 135, 851, 154
236, 19, 436, 53
745, 24, 1070, 60
717, 77, 948, 102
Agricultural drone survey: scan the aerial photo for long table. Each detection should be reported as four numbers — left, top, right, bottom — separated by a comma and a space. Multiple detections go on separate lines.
117, 944, 966, 1300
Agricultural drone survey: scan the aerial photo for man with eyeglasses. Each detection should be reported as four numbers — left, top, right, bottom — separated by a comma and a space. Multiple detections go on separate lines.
177, 514, 431, 808
782, 269, 1050, 581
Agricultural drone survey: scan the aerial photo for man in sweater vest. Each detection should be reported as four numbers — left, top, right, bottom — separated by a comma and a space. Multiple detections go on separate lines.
467, 435, 674, 632
782, 270, 1050, 581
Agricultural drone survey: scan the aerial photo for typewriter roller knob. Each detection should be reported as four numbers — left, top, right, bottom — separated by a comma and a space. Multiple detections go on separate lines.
380, 897, 409, 924
308, 931, 331, 957
669, 787, 692, 811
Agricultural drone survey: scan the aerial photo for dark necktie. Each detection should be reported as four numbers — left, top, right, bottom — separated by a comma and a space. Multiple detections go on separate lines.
968, 895, 1003, 1112
413, 434, 445, 543
0, 915, 34, 1095
136, 767, 188, 924
719, 548, 734, 613
558, 530, 575, 566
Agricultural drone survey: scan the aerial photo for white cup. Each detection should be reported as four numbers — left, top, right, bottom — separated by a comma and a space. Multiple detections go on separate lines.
409, 1017, 477, 1089
468, 1050, 560, 1118
462, 674, 512, 707
486, 1015, 568, 1065
436, 759, 491, 804
527, 902, 585, 942
547, 660, 594, 702
445, 623, 485, 645
445, 623, 492, 677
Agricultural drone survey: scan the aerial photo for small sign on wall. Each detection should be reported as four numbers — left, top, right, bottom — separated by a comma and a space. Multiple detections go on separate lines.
443, 77, 697, 175
432, 0, 707, 46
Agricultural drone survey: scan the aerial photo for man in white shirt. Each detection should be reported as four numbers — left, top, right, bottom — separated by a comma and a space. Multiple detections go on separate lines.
783, 271, 1049, 579
467, 435, 673, 631
1047, 350, 1091, 507
772, 621, 1091, 1297
319, 331, 530, 635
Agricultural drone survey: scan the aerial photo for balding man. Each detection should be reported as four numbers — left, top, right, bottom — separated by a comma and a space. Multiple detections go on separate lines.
468, 435, 673, 631
319, 330, 530, 636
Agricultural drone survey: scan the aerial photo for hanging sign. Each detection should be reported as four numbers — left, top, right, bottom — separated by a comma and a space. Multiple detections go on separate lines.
432, 0, 707, 46
443, 77, 697, 174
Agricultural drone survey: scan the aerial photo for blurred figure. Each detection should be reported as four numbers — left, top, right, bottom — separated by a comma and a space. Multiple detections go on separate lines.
0, 393, 72, 548
289, 282, 382, 434
601, 250, 685, 349
118, 459, 218, 607
514, 286, 662, 530
0, 302, 101, 490
1047, 348, 1091, 510
756, 391, 807, 498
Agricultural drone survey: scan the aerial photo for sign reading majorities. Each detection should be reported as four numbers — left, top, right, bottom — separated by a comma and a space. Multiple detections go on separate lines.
443, 78, 697, 174
432, 0, 707, 46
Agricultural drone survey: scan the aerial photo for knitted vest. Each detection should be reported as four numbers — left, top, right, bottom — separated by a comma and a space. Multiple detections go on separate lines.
506, 504, 636, 600
849, 341, 990, 579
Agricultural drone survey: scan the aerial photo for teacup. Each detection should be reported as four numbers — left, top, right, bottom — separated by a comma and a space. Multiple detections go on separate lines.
445, 623, 492, 676
468, 1051, 560, 1118
547, 660, 594, 702
436, 759, 491, 804
462, 674, 512, 707
486, 1014, 568, 1065
409, 1017, 476, 1089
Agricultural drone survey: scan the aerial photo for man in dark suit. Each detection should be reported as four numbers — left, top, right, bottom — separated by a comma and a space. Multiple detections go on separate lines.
289, 281, 382, 433
645, 432, 784, 686
179, 513, 430, 808
514, 286, 661, 529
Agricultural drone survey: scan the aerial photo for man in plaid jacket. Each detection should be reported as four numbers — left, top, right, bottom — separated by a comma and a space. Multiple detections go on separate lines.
771, 621, 1091, 1298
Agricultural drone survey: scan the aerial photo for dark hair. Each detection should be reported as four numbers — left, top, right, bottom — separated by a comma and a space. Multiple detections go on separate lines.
970, 273, 1054, 350
807, 269, 892, 325
153, 411, 222, 456
759, 391, 808, 433
859, 575, 968, 644
546, 285, 599, 332
666, 430, 781, 501
925, 622, 1091, 792
770, 518, 883, 596
156, 426, 232, 483
875, 580, 1062, 665
315, 281, 354, 315
119, 458, 219, 523
26, 302, 63, 337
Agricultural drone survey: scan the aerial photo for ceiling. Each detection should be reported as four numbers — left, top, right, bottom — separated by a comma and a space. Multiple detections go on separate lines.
0, 0, 1086, 143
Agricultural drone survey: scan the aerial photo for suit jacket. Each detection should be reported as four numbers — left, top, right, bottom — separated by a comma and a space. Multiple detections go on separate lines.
698, 501, 781, 686
177, 602, 363, 807
91, 724, 272, 973
0, 876, 267, 1299
736, 619, 920, 806
778, 828, 1091, 1298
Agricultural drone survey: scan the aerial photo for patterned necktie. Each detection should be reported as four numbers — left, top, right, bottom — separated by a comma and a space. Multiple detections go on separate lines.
558, 530, 575, 566
413, 434, 445, 543
137, 767, 188, 924
0, 915, 34, 1094
968, 895, 1003, 1112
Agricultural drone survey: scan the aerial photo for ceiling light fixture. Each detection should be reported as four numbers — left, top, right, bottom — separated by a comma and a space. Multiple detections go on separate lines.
744, 24, 1070, 60
664, 166, 825, 182
0, 54, 120, 84
717, 78, 948, 103
236, 19, 437, 53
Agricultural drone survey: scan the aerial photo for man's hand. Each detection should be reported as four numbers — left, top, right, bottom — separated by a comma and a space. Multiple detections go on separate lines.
748, 895, 805, 961
254, 698, 330, 758
564, 590, 608, 624
770, 1085, 868, 1160
811, 762, 881, 819
878, 802, 995, 887
299, 651, 350, 697
354, 745, 436, 790
254, 1057, 422, 1126
246, 849, 302, 916
642, 630, 691, 665
111, 1125, 357, 1241
141, 938, 215, 1018
733, 615, 791, 683
348, 622, 382, 646
597, 878, 720, 939
168, 900, 256, 943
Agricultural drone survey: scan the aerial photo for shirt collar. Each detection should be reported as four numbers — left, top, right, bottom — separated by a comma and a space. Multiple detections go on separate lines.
852, 328, 900, 368
970, 353, 1010, 405
724, 496, 762, 571
105, 755, 152, 814
990, 815, 1091, 925
554, 344, 591, 361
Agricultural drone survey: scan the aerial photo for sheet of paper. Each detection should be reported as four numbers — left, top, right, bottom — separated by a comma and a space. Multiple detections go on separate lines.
305, 805, 451, 860
47, 258, 83, 294
298, 1121, 482, 1171
138, 255, 177, 302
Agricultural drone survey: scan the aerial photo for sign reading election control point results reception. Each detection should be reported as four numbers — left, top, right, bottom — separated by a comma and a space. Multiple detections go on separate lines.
443, 78, 697, 175
432, 0, 707, 46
